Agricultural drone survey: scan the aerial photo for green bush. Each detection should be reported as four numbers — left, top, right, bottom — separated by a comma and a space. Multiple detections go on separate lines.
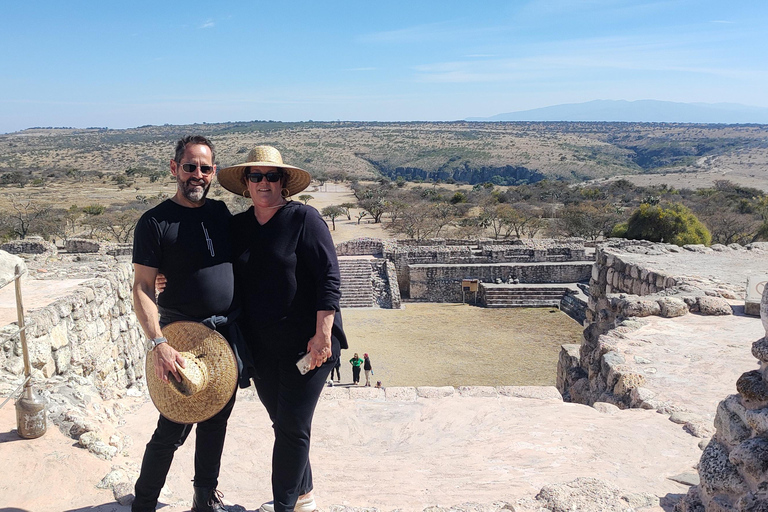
622, 203, 711, 246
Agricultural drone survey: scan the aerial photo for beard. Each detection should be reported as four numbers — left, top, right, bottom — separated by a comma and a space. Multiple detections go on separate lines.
177, 175, 210, 203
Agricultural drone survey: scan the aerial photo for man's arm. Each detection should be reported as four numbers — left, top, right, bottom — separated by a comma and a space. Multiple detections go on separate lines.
133, 263, 184, 382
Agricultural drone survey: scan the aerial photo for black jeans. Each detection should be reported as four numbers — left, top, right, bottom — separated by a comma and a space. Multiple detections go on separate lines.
352, 365, 361, 383
255, 354, 335, 512
131, 393, 236, 511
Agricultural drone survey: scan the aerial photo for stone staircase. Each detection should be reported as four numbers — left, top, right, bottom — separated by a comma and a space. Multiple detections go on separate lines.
481, 284, 571, 308
339, 258, 375, 308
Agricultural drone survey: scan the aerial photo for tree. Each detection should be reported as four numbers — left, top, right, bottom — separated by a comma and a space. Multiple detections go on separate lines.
298, 194, 314, 205
321, 205, 345, 230
6, 197, 52, 239
553, 203, 620, 241
339, 202, 356, 220
352, 181, 392, 223
620, 203, 711, 246
84, 209, 142, 242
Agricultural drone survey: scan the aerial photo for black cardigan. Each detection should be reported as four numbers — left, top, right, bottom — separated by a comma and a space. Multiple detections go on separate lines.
231, 201, 347, 358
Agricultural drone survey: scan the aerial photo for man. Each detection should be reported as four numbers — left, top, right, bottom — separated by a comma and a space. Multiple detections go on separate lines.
131, 135, 234, 512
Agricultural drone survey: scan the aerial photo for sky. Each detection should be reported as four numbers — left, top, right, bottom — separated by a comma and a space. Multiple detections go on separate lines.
1, 0, 766, 133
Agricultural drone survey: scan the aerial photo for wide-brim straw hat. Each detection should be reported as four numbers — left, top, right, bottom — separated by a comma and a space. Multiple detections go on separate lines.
217, 145, 311, 197
146, 322, 238, 424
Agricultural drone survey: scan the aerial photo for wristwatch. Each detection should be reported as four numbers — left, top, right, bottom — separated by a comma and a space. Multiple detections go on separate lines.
145, 336, 168, 351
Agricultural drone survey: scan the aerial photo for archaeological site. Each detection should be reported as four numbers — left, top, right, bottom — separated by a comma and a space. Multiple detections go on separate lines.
1, 235, 768, 511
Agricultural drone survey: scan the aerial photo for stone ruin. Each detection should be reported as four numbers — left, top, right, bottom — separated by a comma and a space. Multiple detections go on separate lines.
335, 236, 593, 320
558, 239, 747, 409
4, 236, 768, 510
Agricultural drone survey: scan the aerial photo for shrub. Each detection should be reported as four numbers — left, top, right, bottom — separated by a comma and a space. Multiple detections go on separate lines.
622, 203, 711, 246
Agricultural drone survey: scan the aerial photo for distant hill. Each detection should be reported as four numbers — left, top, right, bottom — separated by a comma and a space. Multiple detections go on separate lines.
1, 121, 767, 188
468, 100, 768, 124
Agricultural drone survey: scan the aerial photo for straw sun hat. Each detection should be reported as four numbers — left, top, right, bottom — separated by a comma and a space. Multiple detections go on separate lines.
146, 322, 238, 424
217, 145, 311, 198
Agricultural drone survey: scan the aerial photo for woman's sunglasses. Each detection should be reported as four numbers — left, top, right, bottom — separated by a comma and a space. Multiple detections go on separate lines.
246, 171, 283, 183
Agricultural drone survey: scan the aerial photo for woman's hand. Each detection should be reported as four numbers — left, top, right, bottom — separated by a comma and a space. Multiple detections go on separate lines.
307, 310, 335, 370
155, 273, 167, 294
306, 332, 332, 371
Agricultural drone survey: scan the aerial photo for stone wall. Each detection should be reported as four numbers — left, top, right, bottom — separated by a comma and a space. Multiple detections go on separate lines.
371, 259, 402, 309
1, 238, 56, 255
560, 291, 588, 325
0, 261, 146, 445
0, 261, 145, 396
558, 240, 740, 409
409, 263, 592, 302
335, 237, 592, 299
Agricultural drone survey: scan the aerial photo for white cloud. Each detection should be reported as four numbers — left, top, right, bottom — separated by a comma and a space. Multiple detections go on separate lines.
200, 19, 215, 29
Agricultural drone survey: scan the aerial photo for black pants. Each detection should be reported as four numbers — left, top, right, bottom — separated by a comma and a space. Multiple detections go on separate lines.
332, 365, 340, 380
255, 354, 335, 512
131, 393, 236, 511
352, 365, 361, 383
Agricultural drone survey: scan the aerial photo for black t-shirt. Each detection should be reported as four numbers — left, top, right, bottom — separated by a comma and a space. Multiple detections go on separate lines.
231, 201, 346, 356
133, 199, 234, 321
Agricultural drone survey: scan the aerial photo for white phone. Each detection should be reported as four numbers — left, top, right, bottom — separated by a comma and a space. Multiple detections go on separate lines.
296, 352, 312, 375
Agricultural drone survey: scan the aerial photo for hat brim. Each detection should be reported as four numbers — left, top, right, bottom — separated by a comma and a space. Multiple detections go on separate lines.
146, 322, 238, 424
217, 161, 312, 198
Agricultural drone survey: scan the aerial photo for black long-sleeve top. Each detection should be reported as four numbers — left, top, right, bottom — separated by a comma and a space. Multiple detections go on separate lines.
231, 201, 347, 358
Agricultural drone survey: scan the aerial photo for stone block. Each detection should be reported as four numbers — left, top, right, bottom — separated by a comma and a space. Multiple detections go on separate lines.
630, 387, 656, 409
697, 296, 733, 316
698, 439, 748, 497
498, 386, 562, 401
657, 297, 688, 318
592, 402, 620, 414
52, 345, 72, 374
729, 437, 768, 481
383, 386, 417, 401
737, 371, 768, 408
752, 338, 768, 364
416, 386, 455, 398
714, 395, 750, 446
620, 298, 660, 318
458, 386, 498, 397
613, 372, 646, 396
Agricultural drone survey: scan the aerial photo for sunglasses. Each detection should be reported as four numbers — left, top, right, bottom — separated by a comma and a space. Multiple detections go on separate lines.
247, 171, 283, 183
180, 163, 214, 175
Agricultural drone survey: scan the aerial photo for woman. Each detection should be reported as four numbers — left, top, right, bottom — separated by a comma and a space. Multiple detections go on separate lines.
218, 146, 347, 512
349, 353, 363, 385
363, 353, 373, 387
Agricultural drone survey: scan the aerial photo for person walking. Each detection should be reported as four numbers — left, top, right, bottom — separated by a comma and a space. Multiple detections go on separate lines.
332, 357, 341, 382
132, 135, 237, 512
349, 353, 364, 385
363, 353, 373, 387
218, 145, 347, 512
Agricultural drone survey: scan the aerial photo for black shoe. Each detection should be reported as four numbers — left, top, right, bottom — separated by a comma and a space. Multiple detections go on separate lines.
192, 486, 227, 512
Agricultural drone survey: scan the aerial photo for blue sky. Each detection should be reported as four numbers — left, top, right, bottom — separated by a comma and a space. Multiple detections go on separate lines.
1, 0, 766, 133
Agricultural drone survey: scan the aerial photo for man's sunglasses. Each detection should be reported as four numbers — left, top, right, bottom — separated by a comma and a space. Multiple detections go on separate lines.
246, 171, 283, 183
180, 163, 214, 175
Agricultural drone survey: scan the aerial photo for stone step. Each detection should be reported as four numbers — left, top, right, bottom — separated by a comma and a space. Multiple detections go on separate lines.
485, 300, 561, 308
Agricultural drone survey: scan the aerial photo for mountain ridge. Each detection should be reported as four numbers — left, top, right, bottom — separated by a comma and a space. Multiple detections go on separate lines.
467, 99, 768, 124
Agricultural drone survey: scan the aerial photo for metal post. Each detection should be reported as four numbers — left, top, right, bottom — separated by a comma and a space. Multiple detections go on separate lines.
13, 264, 46, 439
